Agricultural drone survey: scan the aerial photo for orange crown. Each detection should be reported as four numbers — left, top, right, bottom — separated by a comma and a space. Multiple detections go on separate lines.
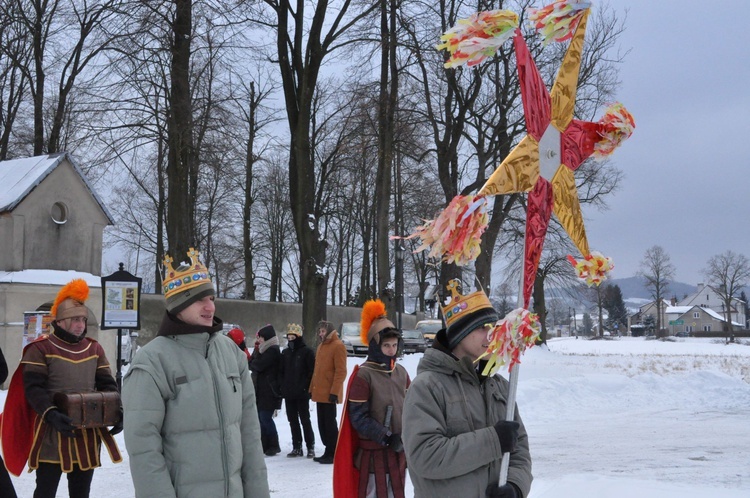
440, 279, 494, 329
162, 247, 212, 299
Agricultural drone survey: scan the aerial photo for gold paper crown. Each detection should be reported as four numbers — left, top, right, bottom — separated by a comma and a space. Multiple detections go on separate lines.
287, 323, 303, 336
162, 248, 212, 299
440, 279, 494, 329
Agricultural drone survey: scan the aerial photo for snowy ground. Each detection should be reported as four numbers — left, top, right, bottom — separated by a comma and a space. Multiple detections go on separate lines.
3, 336, 749, 497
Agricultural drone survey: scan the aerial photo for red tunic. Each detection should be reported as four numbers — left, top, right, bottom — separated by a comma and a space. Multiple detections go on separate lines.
334, 362, 410, 498
0, 335, 121, 476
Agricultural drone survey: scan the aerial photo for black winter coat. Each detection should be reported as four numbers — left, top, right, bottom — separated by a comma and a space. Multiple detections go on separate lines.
0, 347, 7, 384
279, 338, 315, 400
249, 344, 282, 411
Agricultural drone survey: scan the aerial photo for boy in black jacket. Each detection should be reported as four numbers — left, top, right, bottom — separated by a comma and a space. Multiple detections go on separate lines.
279, 324, 316, 458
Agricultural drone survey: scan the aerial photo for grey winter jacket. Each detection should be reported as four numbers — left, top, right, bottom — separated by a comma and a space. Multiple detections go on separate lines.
402, 346, 532, 498
123, 320, 269, 498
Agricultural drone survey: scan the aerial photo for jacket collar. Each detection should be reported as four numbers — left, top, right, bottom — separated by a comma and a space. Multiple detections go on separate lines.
51, 321, 87, 344
321, 330, 339, 344
419, 329, 481, 384
157, 311, 223, 337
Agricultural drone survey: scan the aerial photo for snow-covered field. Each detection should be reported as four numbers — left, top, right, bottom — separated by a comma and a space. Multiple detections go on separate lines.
3, 336, 749, 497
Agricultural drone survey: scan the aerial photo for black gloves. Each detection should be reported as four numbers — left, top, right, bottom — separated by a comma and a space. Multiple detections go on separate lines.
493, 420, 519, 454
109, 416, 124, 436
329, 394, 338, 404
385, 433, 403, 452
109, 420, 124, 436
485, 483, 519, 498
45, 409, 76, 438
108, 405, 124, 435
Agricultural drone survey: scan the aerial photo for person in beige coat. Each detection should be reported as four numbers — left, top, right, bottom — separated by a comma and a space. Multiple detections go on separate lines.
308, 320, 347, 464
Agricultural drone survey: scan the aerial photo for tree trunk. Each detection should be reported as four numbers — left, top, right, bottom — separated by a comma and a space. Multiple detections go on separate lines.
32, 1, 45, 155
166, 0, 195, 255
244, 82, 257, 300
375, 0, 397, 305
532, 273, 547, 345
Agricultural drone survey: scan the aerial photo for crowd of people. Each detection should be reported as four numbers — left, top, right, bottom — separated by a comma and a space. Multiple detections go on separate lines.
0, 248, 533, 497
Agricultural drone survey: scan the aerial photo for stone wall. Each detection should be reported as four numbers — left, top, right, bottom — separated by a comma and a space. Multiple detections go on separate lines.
134, 294, 420, 345
1, 286, 421, 388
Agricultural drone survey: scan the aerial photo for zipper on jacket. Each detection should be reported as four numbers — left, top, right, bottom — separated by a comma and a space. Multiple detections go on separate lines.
207, 338, 230, 496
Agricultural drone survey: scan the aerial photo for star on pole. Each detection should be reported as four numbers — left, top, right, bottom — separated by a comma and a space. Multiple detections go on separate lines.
479, 9, 601, 308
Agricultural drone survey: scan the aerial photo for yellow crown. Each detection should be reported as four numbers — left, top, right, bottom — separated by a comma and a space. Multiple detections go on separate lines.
162, 248, 211, 299
286, 323, 303, 336
440, 279, 494, 329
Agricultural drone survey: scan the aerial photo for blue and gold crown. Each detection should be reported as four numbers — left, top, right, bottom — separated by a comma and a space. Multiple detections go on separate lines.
162, 248, 212, 299
440, 279, 495, 328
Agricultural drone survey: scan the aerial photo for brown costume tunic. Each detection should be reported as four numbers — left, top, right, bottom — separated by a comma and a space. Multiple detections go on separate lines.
348, 361, 410, 498
21, 334, 120, 471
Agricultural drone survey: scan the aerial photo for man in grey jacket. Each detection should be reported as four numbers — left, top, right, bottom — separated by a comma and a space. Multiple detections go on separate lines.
402, 281, 532, 498
123, 248, 269, 498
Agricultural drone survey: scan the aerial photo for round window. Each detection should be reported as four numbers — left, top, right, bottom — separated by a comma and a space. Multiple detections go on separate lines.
51, 202, 69, 224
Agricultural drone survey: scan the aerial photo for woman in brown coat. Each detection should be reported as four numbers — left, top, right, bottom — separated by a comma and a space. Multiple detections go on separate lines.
309, 321, 347, 464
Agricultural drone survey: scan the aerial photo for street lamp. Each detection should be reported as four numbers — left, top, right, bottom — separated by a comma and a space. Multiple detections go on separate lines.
394, 242, 405, 330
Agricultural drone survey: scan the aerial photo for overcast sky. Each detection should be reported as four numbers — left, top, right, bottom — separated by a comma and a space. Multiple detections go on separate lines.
581, 0, 750, 284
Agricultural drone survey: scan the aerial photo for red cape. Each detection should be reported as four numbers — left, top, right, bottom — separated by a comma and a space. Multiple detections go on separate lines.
1, 338, 45, 476
333, 364, 360, 498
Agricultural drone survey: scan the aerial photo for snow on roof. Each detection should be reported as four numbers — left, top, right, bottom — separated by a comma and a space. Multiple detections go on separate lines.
0, 269, 102, 287
0, 152, 113, 222
665, 306, 693, 314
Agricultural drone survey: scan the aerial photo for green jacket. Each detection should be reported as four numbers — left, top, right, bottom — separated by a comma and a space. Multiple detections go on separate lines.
402, 346, 533, 497
123, 317, 269, 498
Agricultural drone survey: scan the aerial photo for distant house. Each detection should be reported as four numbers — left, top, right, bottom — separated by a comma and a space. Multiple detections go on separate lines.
0, 152, 113, 274
678, 283, 746, 329
635, 297, 743, 336
664, 305, 742, 334
637, 299, 671, 332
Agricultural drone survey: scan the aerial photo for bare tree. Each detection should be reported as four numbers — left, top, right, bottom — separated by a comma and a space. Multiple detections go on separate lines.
1, 0, 127, 155
703, 250, 750, 335
638, 245, 675, 336
0, 5, 32, 159
261, 0, 378, 340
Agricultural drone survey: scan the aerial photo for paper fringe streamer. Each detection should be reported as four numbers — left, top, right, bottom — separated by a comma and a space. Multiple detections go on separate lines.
528, 0, 591, 44
436, 10, 519, 68
592, 102, 635, 158
407, 195, 488, 266
478, 308, 540, 376
567, 251, 614, 286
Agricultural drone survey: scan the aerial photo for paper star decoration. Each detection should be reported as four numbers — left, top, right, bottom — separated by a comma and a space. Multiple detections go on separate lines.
477, 7, 631, 307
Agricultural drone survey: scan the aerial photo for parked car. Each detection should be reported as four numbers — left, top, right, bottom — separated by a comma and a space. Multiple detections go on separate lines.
339, 322, 368, 356
401, 329, 427, 354
415, 319, 443, 347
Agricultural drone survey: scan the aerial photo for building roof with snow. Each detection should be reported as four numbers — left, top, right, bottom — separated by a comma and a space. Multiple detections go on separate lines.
0, 153, 113, 221
0, 152, 112, 276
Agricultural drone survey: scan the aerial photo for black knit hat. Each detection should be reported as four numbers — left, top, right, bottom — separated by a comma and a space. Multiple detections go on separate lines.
257, 324, 276, 341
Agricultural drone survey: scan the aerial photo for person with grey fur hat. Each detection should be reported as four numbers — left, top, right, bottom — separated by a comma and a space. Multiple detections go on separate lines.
309, 320, 347, 464
402, 280, 532, 498
123, 248, 269, 497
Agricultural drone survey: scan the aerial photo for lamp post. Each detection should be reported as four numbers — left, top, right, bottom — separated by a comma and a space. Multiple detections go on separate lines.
394, 242, 405, 330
